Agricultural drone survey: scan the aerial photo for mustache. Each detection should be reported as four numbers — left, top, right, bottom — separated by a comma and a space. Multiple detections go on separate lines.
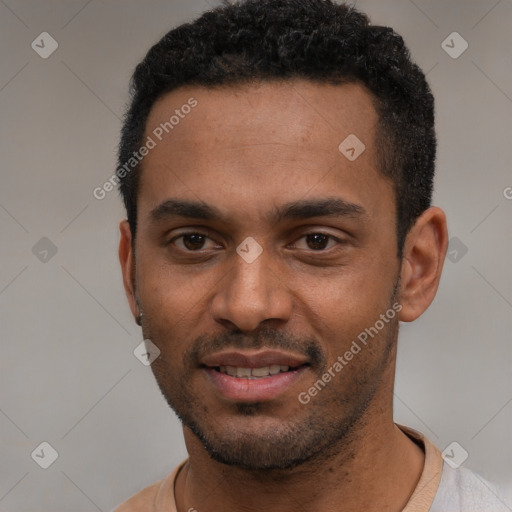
184, 328, 327, 369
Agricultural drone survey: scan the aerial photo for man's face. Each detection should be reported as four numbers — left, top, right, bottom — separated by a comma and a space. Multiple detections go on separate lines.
126, 80, 402, 469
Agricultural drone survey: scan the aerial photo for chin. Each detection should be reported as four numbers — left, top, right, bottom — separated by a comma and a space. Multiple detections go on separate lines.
180, 407, 350, 471
193, 428, 320, 470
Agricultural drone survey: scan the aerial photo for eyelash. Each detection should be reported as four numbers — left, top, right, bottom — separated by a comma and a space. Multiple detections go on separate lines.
167, 231, 344, 253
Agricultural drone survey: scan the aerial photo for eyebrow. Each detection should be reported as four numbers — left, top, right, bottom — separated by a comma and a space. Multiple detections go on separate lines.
149, 197, 367, 225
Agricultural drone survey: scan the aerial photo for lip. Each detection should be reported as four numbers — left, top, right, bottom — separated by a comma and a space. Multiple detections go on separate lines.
200, 350, 310, 402
201, 349, 308, 369
203, 365, 309, 402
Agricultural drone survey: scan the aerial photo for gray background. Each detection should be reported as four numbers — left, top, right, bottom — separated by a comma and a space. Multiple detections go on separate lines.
1, 0, 511, 510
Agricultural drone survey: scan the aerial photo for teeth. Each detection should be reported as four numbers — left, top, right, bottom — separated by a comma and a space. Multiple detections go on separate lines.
236, 367, 251, 378
226, 366, 237, 376
269, 364, 281, 375
251, 366, 270, 377
218, 365, 293, 378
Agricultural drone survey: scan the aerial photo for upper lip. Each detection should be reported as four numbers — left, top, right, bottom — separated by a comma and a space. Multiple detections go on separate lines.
201, 350, 309, 369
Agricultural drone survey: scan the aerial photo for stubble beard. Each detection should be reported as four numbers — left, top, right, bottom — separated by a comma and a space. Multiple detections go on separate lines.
141, 280, 400, 471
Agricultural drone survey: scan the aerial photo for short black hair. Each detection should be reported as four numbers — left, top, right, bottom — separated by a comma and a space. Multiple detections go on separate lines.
117, 0, 436, 254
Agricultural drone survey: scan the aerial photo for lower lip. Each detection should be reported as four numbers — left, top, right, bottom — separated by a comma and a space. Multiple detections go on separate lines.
203, 367, 308, 402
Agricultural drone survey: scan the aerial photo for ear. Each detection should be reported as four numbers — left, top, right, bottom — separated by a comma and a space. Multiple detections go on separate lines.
398, 206, 448, 322
119, 220, 139, 322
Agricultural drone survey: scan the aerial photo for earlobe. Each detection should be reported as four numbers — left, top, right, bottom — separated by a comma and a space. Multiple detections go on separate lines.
398, 207, 448, 323
118, 220, 139, 322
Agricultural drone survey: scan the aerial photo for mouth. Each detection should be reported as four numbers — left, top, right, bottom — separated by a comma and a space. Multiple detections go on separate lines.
200, 350, 310, 402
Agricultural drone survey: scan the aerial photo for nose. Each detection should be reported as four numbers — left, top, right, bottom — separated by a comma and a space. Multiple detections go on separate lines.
210, 246, 292, 332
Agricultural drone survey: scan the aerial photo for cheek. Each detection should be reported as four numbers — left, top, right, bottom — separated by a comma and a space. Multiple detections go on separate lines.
137, 249, 213, 314
303, 281, 382, 333
297, 250, 393, 306
291, 263, 397, 354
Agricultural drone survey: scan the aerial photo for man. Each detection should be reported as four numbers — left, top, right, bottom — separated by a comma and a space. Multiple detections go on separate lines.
114, 0, 507, 510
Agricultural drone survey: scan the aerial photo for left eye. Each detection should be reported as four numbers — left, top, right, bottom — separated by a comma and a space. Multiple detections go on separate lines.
294, 233, 339, 251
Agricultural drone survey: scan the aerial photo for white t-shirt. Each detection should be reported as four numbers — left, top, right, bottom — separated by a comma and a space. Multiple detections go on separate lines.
114, 424, 509, 511
430, 461, 509, 511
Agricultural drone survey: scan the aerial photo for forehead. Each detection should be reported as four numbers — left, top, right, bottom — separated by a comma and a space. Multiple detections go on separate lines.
138, 79, 393, 226
145, 80, 378, 154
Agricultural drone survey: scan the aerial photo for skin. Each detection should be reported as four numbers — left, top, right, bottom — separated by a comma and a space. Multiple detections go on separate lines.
119, 79, 448, 511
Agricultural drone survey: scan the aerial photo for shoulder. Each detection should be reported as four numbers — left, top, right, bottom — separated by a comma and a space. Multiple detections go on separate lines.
431, 463, 510, 512
396, 424, 510, 512
112, 480, 162, 512
111, 460, 187, 512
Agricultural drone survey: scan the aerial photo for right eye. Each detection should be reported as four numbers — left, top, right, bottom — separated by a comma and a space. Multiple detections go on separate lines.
167, 232, 222, 252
